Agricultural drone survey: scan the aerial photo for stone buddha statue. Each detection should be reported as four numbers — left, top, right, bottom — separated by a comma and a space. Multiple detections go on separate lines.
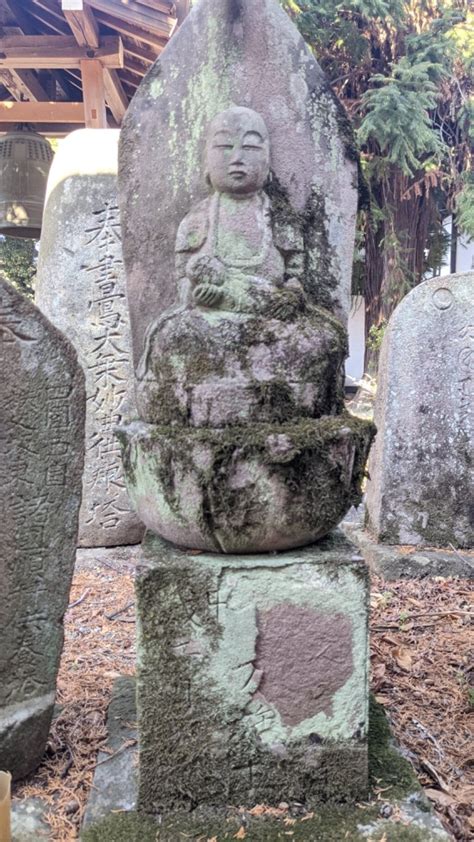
119, 105, 375, 553
135, 105, 348, 429
176, 106, 304, 318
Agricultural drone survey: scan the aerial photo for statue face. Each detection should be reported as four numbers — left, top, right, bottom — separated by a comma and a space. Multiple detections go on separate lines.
206, 107, 270, 196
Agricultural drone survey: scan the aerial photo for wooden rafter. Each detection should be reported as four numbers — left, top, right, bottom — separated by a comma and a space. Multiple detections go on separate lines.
124, 0, 174, 13
60, 0, 128, 124
0, 34, 124, 69
102, 67, 127, 121
61, 0, 99, 48
0, 68, 49, 101
93, 11, 167, 49
86, 0, 176, 39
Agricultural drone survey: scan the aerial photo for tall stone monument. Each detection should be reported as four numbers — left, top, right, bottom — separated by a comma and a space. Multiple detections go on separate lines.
0, 277, 85, 780
118, 0, 375, 811
36, 129, 143, 548
367, 272, 473, 548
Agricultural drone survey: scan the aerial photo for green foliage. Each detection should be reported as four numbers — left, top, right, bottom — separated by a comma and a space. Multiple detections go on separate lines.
359, 59, 446, 175
367, 321, 387, 353
281, 0, 473, 317
455, 173, 474, 237
0, 236, 37, 299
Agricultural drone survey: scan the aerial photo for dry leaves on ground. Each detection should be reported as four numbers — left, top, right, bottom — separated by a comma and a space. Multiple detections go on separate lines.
15, 553, 136, 842
13, 556, 473, 842
371, 575, 473, 841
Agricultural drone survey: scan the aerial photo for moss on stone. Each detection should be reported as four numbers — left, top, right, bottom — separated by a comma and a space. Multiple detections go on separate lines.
81, 677, 431, 841
265, 175, 339, 313
368, 696, 420, 798
82, 807, 440, 841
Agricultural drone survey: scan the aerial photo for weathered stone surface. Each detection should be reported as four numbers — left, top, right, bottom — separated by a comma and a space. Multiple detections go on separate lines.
366, 272, 474, 548
119, 0, 358, 367
136, 531, 369, 810
11, 797, 50, 841
342, 518, 474, 579
36, 129, 143, 548
0, 277, 85, 780
82, 677, 138, 830
118, 101, 374, 552
119, 415, 373, 553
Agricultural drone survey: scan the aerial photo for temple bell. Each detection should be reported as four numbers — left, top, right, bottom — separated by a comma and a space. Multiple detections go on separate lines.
0, 128, 53, 239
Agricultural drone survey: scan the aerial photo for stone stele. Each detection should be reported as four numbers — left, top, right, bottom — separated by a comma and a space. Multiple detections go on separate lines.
136, 532, 369, 811
119, 0, 359, 368
0, 277, 85, 780
366, 272, 473, 548
118, 5, 375, 552
36, 129, 144, 548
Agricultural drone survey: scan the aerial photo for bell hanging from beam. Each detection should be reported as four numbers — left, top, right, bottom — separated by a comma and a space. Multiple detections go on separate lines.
0, 126, 54, 239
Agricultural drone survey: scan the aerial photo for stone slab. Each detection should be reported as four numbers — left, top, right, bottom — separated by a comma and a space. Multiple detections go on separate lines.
135, 531, 370, 811
342, 520, 474, 580
36, 129, 144, 548
366, 272, 473, 548
0, 278, 85, 780
11, 797, 50, 841
82, 676, 138, 830
119, 0, 358, 366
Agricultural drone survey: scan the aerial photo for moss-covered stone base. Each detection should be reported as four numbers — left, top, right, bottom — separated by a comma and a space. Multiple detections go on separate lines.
82, 699, 448, 842
135, 532, 370, 812
118, 412, 375, 552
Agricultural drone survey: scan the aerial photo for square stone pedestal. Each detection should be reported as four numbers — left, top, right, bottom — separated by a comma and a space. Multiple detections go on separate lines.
136, 531, 369, 813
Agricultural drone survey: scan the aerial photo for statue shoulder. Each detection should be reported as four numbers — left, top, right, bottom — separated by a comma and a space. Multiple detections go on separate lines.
175, 198, 211, 254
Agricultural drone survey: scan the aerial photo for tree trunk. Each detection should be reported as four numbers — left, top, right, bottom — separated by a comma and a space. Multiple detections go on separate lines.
364, 167, 436, 373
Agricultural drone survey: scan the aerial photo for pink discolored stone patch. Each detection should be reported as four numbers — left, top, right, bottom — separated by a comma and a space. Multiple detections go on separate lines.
253, 604, 353, 726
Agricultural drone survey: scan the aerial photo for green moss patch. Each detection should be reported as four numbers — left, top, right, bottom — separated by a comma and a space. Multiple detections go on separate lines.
82, 699, 432, 841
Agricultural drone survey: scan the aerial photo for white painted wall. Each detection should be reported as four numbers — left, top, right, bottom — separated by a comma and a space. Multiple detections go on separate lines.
438, 216, 474, 276
346, 294, 365, 383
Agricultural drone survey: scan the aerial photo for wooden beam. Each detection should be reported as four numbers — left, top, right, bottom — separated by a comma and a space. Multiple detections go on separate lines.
61, 0, 99, 49
103, 68, 128, 123
61, 2, 128, 125
86, 0, 176, 39
123, 40, 160, 63
0, 68, 49, 101
0, 118, 117, 135
0, 101, 85, 122
0, 35, 124, 69
94, 11, 168, 49
80, 58, 106, 127
175, 0, 191, 25
127, 0, 174, 12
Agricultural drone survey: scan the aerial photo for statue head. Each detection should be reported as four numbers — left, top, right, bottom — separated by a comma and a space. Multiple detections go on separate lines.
206, 106, 270, 196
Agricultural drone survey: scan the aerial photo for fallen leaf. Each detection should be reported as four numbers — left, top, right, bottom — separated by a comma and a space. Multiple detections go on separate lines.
283, 817, 296, 826
248, 804, 265, 816
392, 646, 412, 671
424, 788, 456, 808
234, 828, 246, 840
456, 784, 474, 804
300, 813, 315, 822
372, 663, 386, 680
401, 620, 414, 631
375, 694, 391, 705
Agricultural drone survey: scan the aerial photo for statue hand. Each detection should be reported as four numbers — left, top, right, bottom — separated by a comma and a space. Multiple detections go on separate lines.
193, 283, 224, 308
267, 288, 305, 321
